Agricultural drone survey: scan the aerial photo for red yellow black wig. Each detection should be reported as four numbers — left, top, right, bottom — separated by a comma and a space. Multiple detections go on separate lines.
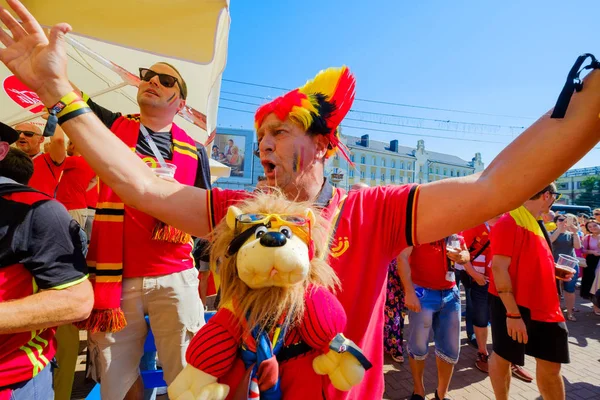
254, 66, 355, 164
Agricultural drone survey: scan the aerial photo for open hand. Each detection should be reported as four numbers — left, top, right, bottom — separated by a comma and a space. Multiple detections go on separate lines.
0, 0, 73, 105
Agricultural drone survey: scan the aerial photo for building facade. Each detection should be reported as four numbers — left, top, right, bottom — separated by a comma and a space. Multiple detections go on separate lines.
328, 135, 484, 190
555, 166, 600, 205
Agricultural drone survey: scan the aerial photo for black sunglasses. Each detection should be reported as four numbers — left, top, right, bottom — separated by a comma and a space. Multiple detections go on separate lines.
16, 130, 40, 138
139, 68, 184, 95
557, 218, 566, 222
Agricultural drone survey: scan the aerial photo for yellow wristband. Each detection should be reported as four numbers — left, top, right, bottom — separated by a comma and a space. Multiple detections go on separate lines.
47, 91, 82, 116
56, 100, 88, 118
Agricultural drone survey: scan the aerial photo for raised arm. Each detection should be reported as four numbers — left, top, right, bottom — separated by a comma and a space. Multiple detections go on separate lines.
415, 70, 600, 245
48, 124, 66, 164
0, 0, 211, 237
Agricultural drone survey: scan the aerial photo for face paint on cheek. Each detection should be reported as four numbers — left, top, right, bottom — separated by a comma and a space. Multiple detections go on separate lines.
167, 93, 177, 105
293, 147, 305, 173
292, 151, 299, 173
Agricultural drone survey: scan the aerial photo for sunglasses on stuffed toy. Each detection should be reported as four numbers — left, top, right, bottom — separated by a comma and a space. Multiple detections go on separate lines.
228, 213, 314, 258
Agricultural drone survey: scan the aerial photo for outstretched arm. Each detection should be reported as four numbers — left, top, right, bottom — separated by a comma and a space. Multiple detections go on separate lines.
415, 71, 600, 245
0, 0, 210, 237
48, 124, 66, 164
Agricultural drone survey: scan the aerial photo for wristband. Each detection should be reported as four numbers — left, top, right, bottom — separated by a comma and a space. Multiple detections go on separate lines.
47, 91, 81, 115
58, 107, 93, 125
506, 313, 522, 319
44, 91, 82, 137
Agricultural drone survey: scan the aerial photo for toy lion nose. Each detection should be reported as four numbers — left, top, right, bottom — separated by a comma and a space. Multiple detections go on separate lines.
260, 232, 287, 247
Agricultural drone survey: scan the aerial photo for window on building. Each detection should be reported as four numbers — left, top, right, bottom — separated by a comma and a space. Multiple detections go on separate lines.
436, 167, 439, 174
391, 160, 396, 168
372, 156, 376, 166
420, 165, 423, 173
443, 168, 448, 176
408, 176, 412, 183
350, 154, 355, 163
429, 167, 433, 173
381, 173, 385, 181
400, 161, 404, 169
577, 181, 583, 189
399, 176, 404, 183
408, 163, 412, 170
450, 169, 455, 177
360, 155, 365, 164
391, 175, 395, 183
349, 170, 354, 178
360, 170, 365, 179
382, 159, 386, 167
371, 172, 376, 180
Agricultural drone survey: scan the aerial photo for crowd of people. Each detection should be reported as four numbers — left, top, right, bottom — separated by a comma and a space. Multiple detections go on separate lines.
381, 188, 600, 400
1, 1, 600, 400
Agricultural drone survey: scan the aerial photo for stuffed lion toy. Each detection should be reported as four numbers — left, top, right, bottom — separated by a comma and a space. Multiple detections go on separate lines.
168, 191, 371, 400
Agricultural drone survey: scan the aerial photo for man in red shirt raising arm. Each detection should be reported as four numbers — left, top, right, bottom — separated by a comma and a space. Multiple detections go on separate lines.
488, 183, 572, 400
1, 2, 600, 398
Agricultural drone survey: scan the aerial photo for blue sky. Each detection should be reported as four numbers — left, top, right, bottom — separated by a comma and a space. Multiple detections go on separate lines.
218, 1, 600, 168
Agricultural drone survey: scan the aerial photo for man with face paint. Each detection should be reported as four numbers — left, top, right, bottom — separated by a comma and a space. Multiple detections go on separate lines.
70, 64, 212, 398
2, 2, 600, 398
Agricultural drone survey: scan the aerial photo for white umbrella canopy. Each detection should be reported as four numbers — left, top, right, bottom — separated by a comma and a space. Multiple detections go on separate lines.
0, 0, 231, 181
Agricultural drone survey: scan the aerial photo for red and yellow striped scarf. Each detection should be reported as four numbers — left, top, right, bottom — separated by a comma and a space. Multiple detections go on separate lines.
76, 115, 198, 333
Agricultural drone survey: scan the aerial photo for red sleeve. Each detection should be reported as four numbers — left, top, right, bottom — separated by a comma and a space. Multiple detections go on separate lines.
185, 309, 243, 377
298, 286, 347, 353
206, 188, 251, 231
360, 184, 419, 259
490, 215, 517, 258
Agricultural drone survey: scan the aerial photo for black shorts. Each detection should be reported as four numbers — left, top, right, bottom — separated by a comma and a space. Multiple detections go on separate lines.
489, 294, 570, 365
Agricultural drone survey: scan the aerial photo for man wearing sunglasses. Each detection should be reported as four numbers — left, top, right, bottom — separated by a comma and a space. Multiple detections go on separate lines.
12, 122, 66, 197
1, 2, 600, 398
65, 61, 213, 400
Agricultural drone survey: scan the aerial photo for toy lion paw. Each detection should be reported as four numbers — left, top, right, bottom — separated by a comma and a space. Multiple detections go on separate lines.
313, 350, 366, 391
168, 364, 230, 400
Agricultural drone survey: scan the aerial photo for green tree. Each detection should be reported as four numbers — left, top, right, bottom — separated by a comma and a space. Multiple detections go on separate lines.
575, 176, 600, 209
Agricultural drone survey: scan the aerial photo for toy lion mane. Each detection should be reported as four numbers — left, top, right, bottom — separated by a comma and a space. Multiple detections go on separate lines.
209, 190, 340, 332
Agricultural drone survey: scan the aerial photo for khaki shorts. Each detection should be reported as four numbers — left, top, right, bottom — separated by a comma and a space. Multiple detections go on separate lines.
88, 268, 204, 400
67, 208, 88, 228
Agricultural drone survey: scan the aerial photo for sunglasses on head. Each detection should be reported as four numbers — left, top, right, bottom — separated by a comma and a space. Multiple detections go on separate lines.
16, 130, 40, 138
139, 68, 183, 94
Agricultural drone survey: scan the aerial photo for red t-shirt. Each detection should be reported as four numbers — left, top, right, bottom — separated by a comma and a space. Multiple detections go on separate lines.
86, 184, 99, 209
410, 237, 463, 290
488, 206, 564, 323
55, 156, 96, 210
122, 154, 194, 278
461, 223, 491, 276
28, 153, 64, 197
208, 183, 419, 400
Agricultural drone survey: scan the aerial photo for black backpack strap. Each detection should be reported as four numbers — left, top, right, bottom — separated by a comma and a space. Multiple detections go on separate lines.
551, 53, 600, 118
0, 183, 41, 197
471, 240, 490, 262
